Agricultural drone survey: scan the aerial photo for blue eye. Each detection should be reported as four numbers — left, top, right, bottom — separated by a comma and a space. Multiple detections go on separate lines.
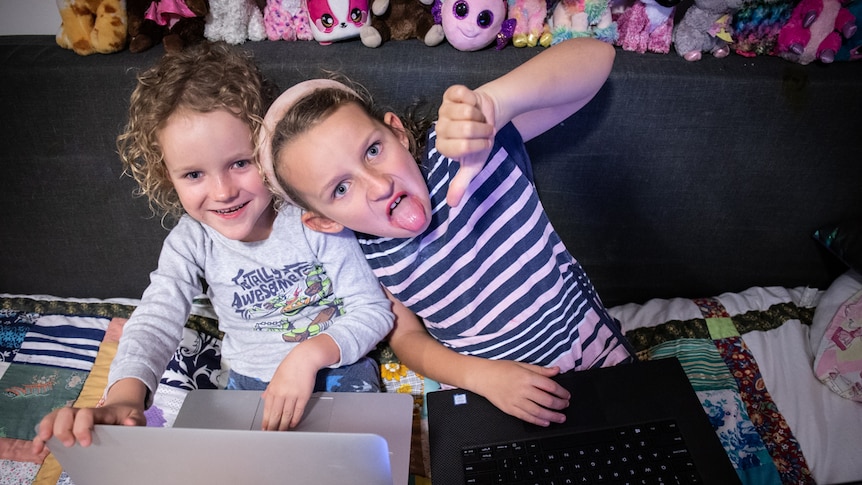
367, 142, 381, 158
477, 9, 493, 28
185, 171, 202, 180
453, 0, 469, 19
334, 182, 349, 198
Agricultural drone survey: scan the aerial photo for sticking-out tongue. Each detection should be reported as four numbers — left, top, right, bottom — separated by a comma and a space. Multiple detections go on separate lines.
390, 196, 427, 233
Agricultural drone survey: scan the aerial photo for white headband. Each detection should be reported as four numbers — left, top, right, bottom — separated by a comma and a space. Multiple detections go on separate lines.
258, 78, 356, 204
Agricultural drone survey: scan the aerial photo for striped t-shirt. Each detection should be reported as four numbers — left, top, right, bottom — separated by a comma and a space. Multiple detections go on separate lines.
357, 123, 632, 372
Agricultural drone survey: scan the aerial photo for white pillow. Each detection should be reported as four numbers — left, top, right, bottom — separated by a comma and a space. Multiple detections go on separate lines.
809, 269, 862, 356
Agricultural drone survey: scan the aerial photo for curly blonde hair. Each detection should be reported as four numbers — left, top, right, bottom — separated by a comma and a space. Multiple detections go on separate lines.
117, 42, 275, 220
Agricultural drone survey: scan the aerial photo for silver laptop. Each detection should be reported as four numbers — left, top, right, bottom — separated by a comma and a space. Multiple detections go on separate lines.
49, 390, 414, 485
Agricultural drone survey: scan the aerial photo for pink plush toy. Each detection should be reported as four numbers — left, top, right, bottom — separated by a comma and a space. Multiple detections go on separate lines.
306, 0, 371, 44
507, 0, 552, 47
433, 0, 514, 50
777, 0, 857, 63
615, 0, 679, 53
265, 0, 314, 40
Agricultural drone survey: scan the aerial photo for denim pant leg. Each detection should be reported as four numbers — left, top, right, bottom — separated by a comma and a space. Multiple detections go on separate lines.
314, 356, 381, 393
226, 369, 267, 391
227, 356, 380, 393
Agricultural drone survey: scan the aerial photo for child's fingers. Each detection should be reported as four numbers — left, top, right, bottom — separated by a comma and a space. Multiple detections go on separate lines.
442, 84, 481, 110
32, 414, 58, 453
290, 398, 308, 429
438, 102, 485, 126
71, 409, 97, 447
435, 128, 493, 161
50, 407, 79, 447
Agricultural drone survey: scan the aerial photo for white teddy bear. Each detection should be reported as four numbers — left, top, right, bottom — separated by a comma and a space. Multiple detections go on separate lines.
205, 0, 268, 44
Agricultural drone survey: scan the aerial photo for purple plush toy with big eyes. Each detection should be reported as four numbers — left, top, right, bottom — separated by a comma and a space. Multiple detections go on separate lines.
433, 0, 514, 50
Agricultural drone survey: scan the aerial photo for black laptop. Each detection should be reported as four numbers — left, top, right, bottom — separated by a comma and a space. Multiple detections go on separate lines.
427, 357, 740, 485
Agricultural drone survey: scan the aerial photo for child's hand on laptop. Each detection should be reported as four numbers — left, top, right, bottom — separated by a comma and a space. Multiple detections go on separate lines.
31, 378, 147, 453
262, 335, 341, 431
470, 359, 572, 427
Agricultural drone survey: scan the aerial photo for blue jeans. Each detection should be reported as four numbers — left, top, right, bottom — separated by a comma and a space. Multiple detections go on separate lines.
226, 356, 381, 392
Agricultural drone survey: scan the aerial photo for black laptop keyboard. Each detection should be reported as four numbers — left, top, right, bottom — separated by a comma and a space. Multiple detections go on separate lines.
460, 419, 703, 485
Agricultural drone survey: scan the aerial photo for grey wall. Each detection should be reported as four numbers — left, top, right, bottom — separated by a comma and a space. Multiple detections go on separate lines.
0, 2, 61, 36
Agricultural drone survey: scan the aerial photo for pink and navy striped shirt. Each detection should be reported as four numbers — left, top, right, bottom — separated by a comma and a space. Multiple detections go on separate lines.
358, 123, 633, 372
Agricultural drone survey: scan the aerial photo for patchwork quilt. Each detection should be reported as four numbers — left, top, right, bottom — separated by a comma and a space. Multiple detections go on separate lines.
0, 296, 429, 485
0, 288, 850, 484
620, 296, 816, 485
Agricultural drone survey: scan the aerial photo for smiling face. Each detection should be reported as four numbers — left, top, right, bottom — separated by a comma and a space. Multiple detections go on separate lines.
276, 102, 432, 239
440, 0, 506, 51
159, 108, 275, 242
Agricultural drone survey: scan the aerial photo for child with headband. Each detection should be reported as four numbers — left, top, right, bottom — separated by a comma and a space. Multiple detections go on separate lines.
262, 38, 634, 427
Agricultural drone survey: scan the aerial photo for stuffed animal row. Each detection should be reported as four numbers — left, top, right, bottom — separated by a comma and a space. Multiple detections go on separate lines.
55, 0, 860, 63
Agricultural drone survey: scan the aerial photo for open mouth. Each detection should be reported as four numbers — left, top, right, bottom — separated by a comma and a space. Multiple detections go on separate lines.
389, 195, 405, 216
214, 202, 248, 215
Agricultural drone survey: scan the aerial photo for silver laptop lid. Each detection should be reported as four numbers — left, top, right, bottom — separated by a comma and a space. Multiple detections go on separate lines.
173, 390, 414, 485
50, 391, 414, 485
49, 425, 392, 485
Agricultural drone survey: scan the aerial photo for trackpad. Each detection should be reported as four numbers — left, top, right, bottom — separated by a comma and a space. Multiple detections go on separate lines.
253, 395, 335, 431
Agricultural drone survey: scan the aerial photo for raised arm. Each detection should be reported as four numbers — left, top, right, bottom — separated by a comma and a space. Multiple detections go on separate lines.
481, 37, 615, 142
436, 38, 614, 206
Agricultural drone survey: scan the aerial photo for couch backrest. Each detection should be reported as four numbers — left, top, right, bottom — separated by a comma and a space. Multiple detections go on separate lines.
1, 36, 860, 305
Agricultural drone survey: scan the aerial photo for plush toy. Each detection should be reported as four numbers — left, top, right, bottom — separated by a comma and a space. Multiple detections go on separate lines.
777, 0, 857, 63
306, 0, 371, 43
205, 0, 267, 44
56, 0, 128, 55
264, 0, 314, 40
672, 0, 745, 60
548, 0, 618, 44
507, 0, 552, 47
836, 0, 862, 60
360, 0, 446, 47
729, 0, 796, 57
614, 0, 680, 53
433, 0, 514, 50
126, 0, 209, 53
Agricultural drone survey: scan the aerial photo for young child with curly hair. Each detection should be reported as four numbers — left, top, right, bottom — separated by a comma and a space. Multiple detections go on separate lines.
33, 42, 393, 453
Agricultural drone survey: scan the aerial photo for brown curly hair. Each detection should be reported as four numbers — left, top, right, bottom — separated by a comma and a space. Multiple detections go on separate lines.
270, 83, 434, 211
117, 42, 277, 220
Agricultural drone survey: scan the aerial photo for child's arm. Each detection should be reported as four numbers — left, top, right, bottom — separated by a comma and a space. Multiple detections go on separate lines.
261, 227, 394, 431
262, 334, 341, 431
32, 378, 148, 453
386, 291, 572, 427
436, 37, 615, 206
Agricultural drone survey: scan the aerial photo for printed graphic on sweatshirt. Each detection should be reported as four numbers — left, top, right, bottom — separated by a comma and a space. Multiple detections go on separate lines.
234, 263, 343, 342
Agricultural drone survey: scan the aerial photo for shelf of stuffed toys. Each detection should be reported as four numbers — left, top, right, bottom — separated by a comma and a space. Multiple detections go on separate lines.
54, 0, 860, 65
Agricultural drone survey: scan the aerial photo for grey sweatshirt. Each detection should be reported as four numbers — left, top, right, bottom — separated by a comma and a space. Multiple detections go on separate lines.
107, 205, 393, 398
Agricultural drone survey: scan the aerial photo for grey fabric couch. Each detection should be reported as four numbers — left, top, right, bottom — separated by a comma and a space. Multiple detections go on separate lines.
1, 35, 860, 306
